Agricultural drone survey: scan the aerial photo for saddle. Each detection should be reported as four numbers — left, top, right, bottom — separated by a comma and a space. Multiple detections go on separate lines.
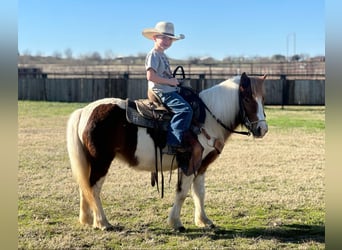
126, 86, 206, 131
126, 97, 171, 131
127, 65, 205, 133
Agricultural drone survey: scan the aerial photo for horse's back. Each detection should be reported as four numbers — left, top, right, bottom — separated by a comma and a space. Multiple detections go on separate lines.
83, 97, 126, 112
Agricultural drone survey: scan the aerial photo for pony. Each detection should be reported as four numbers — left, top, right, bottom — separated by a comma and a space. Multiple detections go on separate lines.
66, 72, 268, 232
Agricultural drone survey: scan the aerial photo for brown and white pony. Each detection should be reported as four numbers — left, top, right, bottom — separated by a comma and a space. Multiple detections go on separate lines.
66, 72, 268, 231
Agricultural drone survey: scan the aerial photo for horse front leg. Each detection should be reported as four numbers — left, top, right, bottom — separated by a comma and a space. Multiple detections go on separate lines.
192, 173, 214, 228
168, 173, 194, 231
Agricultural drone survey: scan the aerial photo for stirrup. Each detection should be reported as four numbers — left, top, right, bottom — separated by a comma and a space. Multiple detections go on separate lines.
163, 145, 191, 155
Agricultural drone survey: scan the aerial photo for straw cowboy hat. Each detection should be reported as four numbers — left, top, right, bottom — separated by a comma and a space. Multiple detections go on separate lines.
142, 21, 185, 41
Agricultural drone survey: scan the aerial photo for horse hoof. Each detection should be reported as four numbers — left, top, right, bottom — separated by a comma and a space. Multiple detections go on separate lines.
94, 225, 112, 231
93, 223, 122, 231
104, 224, 124, 232
177, 226, 186, 233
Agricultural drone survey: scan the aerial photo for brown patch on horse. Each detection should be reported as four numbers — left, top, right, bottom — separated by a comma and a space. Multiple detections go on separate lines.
239, 73, 260, 124
251, 75, 266, 98
182, 132, 204, 176
197, 150, 219, 175
82, 103, 138, 186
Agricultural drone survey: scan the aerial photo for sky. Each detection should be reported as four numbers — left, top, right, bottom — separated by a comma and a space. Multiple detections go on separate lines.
18, 0, 325, 60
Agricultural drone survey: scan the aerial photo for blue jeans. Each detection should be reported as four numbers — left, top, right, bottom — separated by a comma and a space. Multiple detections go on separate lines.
154, 90, 193, 147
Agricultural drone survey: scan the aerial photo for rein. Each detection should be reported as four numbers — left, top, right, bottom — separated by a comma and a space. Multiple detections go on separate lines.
202, 99, 251, 136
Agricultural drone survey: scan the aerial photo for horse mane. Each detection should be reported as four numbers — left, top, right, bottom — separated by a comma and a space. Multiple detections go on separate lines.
250, 76, 266, 97
199, 76, 241, 125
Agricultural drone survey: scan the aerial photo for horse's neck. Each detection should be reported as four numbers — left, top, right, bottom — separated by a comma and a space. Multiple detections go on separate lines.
199, 80, 240, 125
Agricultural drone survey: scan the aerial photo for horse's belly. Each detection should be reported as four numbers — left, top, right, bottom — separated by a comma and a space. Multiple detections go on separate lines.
131, 128, 177, 172
133, 154, 178, 172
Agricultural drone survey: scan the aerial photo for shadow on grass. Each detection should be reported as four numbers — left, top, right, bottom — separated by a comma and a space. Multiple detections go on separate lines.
149, 223, 325, 244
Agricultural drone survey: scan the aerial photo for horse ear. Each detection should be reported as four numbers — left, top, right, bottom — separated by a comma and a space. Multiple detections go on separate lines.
240, 72, 250, 91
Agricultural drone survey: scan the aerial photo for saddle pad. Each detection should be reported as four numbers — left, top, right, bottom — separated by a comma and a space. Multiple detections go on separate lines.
126, 99, 170, 131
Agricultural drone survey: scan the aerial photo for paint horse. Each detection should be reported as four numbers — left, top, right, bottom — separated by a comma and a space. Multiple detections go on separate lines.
66, 72, 268, 231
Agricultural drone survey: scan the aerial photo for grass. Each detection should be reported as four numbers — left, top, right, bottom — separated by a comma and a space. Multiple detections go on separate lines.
18, 101, 325, 249
265, 106, 325, 131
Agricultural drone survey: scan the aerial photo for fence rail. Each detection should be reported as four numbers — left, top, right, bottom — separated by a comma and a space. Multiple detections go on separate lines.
18, 76, 325, 105
18, 60, 325, 80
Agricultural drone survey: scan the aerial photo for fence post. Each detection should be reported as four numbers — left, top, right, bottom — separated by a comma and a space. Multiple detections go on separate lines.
199, 73, 205, 91
280, 74, 287, 109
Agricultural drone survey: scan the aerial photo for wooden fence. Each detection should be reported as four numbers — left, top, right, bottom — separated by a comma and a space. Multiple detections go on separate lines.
18, 77, 325, 105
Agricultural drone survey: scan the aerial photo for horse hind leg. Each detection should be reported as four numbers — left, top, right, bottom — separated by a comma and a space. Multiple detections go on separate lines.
89, 176, 113, 230
67, 109, 112, 230
67, 109, 93, 226
192, 174, 214, 228
77, 156, 115, 230
79, 187, 93, 226
75, 161, 113, 230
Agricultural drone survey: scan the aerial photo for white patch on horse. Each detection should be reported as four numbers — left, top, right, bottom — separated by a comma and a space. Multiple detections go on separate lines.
133, 128, 177, 172
256, 97, 268, 136
133, 128, 155, 170
198, 77, 240, 157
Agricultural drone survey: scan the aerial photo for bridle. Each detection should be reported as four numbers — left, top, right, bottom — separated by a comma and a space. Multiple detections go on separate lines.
203, 98, 251, 136
202, 88, 267, 137
238, 92, 266, 136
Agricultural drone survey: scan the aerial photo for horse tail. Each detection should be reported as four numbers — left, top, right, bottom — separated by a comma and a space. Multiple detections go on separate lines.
66, 108, 95, 208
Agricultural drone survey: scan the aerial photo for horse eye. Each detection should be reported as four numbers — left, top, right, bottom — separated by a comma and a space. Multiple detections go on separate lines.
243, 97, 250, 103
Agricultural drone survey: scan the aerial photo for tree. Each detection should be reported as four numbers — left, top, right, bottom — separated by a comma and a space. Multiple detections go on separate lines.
35, 51, 44, 57
64, 48, 73, 59
272, 54, 286, 61
222, 56, 233, 63
187, 56, 200, 65
291, 54, 301, 61
104, 49, 114, 60
22, 49, 31, 56
53, 50, 62, 59
90, 51, 102, 61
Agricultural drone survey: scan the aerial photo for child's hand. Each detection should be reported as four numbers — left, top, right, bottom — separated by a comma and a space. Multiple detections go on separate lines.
168, 78, 179, 86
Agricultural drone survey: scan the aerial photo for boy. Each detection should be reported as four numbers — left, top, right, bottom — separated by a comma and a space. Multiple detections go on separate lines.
142, 21, 193, 154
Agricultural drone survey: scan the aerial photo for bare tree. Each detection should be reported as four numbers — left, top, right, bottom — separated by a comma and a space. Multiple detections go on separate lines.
187, 56, 200, 65
35, 51, 45, 57
64, 48, 73, 59
291, 54, 302, 61
53, 50, 62, 59
22, 49, 31, 56
272, 54, 286, 61
90, 51, 102, 61
104, 49, 114, 60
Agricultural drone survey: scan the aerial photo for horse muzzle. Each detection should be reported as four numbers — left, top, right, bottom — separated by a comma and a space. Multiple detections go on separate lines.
251, 120, 268, 138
